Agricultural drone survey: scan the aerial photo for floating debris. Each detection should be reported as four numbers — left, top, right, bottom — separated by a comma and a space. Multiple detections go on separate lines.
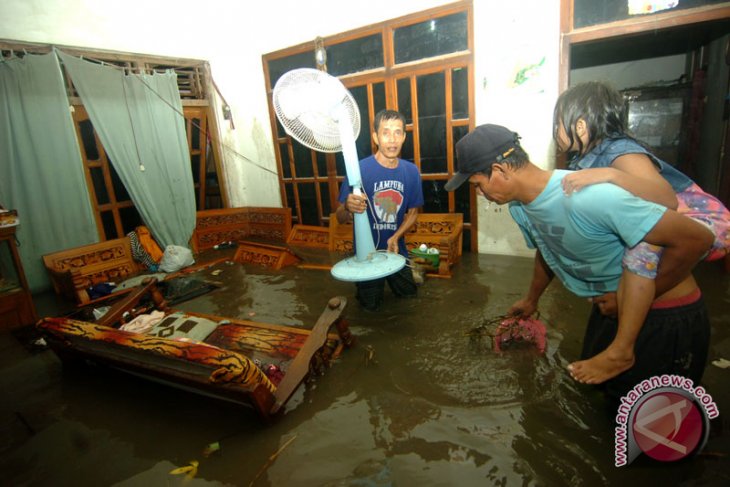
493, 316, 547, 353
169, 460, 198, 479
712, 358, 730, 369
202, 442, 221, 457
249, 435, 298, 487
467, 313, 547, 353
364, 345, 377, 367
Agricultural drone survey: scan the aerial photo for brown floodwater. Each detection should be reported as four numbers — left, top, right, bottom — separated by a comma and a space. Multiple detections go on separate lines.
2, 252, 729, 486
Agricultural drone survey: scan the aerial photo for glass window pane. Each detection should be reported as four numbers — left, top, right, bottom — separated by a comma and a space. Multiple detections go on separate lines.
119, 206, 143, 235
418, 72, 445, 117
401, 132, 414, 163
205, 174, 222, 210
573, 0, 724, 29
452, 125, 470, 171
100, 210, 117, 240
397, 78, 413, 124
421, 179, 448, 213
191, 154, 201, 184
373, 82, 385, 116
109, 162, 131, 202
452, 67, 469, 119
417, 72, 446, 174
348, 85, 372, 160
316, 152, 328, 178
327, 34, 384, 76
285, 183, 296, 217
394, 11, 468, 64
335, 153, 347, 177
320, 182, 332, 217
292, 141, 314, 178
190, 118, 201, 150
297, 183, 319, 225
79, 119, 99, 160
267, 51, 315, 88
419, 121, 446, 173
90, 166, 109, 205
276, 118, 287, 139
280, 143, 291, 179
455, 182, 470, 224
204, 141, 223, 210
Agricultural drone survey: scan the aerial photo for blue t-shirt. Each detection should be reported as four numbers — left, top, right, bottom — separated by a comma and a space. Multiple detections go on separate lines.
338, 155, 424, 257
509, 170, 666, 297
568, 137, 693, 193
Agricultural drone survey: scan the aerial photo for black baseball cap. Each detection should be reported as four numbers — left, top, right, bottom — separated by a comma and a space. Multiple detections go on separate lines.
444, 124, 521, 191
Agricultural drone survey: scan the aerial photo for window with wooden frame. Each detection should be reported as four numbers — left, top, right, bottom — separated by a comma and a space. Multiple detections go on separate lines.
0, 43, 227, 241
263, 1, 476, 251
72, 104, 223, 240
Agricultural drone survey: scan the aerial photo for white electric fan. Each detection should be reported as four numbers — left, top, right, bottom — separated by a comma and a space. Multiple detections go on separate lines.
272, 68, 406, 282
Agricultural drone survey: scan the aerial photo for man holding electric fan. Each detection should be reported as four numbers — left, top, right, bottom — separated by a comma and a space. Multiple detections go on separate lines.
336, 109, 424, 311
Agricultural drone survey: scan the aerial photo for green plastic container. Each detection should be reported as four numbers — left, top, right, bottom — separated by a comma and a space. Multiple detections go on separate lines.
409, 248, 439, 268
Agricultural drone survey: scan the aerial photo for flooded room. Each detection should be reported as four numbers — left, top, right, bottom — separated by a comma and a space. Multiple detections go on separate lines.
2, 1, 730, 485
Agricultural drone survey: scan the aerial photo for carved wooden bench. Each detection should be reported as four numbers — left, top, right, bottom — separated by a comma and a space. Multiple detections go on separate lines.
328, 212, 463, 277
286, 224, 330, 249
43, 207, 293, 306
405, 213, 463, 277
191, 207, 292, 252
43, 237, 144, 306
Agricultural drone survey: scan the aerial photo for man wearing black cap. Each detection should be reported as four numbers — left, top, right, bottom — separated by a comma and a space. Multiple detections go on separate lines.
445, 124, 713, 402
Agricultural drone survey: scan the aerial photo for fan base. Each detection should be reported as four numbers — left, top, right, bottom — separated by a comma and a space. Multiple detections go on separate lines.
330, 252, 406, 282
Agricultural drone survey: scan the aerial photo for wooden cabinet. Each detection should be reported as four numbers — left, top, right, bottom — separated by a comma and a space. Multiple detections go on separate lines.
0, 224, 37, 329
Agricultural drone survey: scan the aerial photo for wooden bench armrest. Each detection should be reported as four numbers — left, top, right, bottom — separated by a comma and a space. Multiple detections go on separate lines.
271, 297, 350, 414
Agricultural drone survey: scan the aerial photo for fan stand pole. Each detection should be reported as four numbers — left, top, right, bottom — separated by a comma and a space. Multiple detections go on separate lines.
337, 113, 377, 263
329, 108, 405, 282
272, 68, 405, 282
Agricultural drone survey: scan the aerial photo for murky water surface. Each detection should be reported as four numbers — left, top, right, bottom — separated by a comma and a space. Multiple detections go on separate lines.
2, 253, 729, 486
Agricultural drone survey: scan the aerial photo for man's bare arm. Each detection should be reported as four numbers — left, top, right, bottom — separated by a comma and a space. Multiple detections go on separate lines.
509, 250, 554, 317
386, 207, 419, 253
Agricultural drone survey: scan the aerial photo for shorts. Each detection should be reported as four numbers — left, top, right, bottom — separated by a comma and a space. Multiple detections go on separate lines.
622, 183, 730, 278
355, 266, 417, 311
580, 293, 710, 403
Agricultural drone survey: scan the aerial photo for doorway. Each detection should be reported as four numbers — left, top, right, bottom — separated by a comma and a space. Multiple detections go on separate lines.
560, 1, 730, 206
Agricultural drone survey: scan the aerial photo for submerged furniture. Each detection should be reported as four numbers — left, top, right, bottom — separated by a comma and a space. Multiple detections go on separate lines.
329, 212, 463, 277
42, 207, 292, 306
0, 223, 38, 329
233, 241, 301, 270
190, 206, 292, 252
37, 279, 353, 419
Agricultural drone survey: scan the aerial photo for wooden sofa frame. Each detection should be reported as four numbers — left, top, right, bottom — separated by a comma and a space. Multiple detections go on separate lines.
37, 279, 354, 419
43, 207, 292, 306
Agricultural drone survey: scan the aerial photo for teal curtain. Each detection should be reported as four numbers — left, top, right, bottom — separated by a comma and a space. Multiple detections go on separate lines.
0, 52, 98, 293
57, 50, 196, 249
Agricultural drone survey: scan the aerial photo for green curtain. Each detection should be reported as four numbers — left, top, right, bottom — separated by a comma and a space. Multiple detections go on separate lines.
57, 50, 196, 249
0, 52, 98, 293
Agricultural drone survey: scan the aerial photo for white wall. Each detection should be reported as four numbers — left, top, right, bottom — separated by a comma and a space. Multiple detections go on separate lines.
472, 0, 559, 256
0, 0, 562, 257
